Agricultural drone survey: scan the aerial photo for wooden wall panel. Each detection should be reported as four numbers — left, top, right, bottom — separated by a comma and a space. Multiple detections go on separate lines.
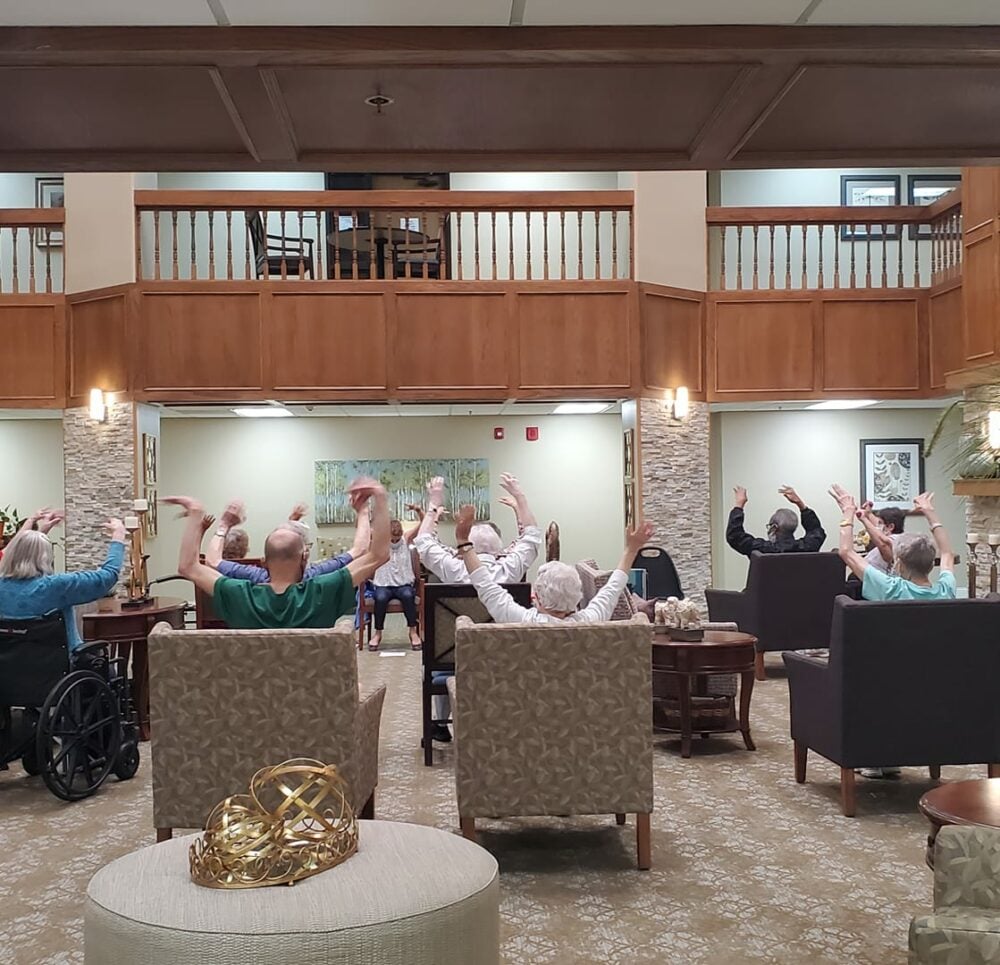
270, 292, 388, 392
67, 286, 130, 405
929, 283, 965, 388
0, 299, 65, 406
140, 292, 263, 392
517, 292, 632, 391
639, 284, 704, 396
962, 167, 999, 230
712, 298, 814, 394
393, 292, 509, 392
963, 234, 997, 364
822, 298, 921, 391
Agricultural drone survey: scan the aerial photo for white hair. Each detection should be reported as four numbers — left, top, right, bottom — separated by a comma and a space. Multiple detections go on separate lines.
470, 523, 503, 555
533, 561, 583, 615
0, 530, 54, 580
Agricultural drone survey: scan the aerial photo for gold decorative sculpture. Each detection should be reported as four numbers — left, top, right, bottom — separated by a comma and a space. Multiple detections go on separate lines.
189, 759, 358, 889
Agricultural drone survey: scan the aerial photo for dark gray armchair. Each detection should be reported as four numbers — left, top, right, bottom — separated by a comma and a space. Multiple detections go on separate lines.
705, 551, 847, 679
784, 596, 1000, 816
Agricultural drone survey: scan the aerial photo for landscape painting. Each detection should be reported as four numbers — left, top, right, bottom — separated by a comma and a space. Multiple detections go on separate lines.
315, 458, 490, 524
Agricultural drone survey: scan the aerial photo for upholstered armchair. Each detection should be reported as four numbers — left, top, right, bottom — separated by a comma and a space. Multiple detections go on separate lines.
576, 558, 637, 620
784, 597, 1000, 816
705, 551, 847, 679
148, 617, 385, 840
910, 825, 1000, 964
451, 614, 654, 869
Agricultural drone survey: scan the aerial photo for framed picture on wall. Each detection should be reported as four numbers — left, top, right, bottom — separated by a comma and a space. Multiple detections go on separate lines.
144, 492, 158, 539
623, 429, 636, 528
860, 438, 925, 510
840, 175, 902, 241
34, 176, 64, 248
907, 174, 961, 240
142, 434, 157, 487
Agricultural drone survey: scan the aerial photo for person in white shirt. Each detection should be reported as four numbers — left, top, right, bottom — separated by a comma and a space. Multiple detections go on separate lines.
453, 503, 654, 624
369, 519, 422, 652
413, 473, 541, 584
856, 504, 906, 575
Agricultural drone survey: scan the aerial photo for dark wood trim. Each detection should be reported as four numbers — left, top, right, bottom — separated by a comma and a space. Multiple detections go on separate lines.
207, 67, 262, 163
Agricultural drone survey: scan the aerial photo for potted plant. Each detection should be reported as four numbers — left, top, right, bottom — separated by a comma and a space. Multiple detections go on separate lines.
926, 400, 1000, 496
0, 505, 26, 548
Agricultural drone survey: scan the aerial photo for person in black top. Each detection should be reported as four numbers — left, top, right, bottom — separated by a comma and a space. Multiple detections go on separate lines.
726, 484, 826, 556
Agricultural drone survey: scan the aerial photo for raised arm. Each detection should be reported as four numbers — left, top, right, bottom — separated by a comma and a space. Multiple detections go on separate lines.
455, 505, 529, 622
726, 486, 770, 555
500, 472, 537, 529
781, 485, 826, 551
402, 503, 425, 545
55, 518, 127, 607
205, 499, 245, 568
346, 479, 391, 587
914, 491, 954, 573
499, 496, 524, 538
829, 484, 866, 579
416, 477, 446, 540
349, 493, 371, 558
616, 519, 654, 576
165, 496, 223, 595
858, 502, 894, 565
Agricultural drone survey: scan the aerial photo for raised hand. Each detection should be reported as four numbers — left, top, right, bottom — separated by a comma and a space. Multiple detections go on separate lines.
455, 504, 477, 543
288, 502, 308, 521
220, 499, 245, 529
779, 485, 804, 508
828, 484, 858, 518
347, 476, 386, 504
499, 473, 524, 498
913, 491, 935, 515
106, 517, 127, 542
626, 520, 654, 555
733, 485, 748, 508
36, 509, 66, 535
426, 476, 446, 508
162, 495, 204, 517
200, 513, 217, 534
498, 495, 517, 510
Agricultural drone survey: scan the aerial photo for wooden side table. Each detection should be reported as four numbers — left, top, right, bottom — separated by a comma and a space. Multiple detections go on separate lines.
83, 597, 187, 742
651, 630, 758, 758
918, 778, 1000, 868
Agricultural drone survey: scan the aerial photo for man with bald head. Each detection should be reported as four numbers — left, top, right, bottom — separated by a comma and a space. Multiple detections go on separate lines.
165, 478, 390, 629
726, 484, 826, 557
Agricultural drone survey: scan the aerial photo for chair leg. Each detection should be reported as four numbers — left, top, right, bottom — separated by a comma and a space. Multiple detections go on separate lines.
615, 813, 626, 826
422, 684, 434, 767
360, 791, 375, 820
929, 764, 941, 781
156, 828, 173, 843
460, 817, 477, 842
840, 767, 856, 817
636, 813, 651, 870
754, 651, 766, 681
988, 763, 1000, 779
794, 741, 807, 783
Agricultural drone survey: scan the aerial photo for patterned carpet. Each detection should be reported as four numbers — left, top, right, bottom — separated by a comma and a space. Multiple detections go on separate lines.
0, 634, 975, 965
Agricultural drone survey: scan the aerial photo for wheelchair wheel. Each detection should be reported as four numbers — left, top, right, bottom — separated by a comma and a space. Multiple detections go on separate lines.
112, 740, 140, 781
36, 671, 121, 801
21, 748, 41, 776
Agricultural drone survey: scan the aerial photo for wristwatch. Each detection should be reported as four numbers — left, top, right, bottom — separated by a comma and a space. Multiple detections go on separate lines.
215, 526, 228, 538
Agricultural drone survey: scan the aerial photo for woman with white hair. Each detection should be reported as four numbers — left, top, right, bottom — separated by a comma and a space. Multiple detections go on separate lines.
453, 503, 654, 623
0, 514, 127, 655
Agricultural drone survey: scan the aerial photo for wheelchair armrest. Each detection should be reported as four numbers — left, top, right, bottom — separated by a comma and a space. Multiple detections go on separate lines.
76, 639, 110, 656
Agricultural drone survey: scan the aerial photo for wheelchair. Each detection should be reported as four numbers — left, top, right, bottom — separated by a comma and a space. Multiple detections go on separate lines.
0, 611, 140, 801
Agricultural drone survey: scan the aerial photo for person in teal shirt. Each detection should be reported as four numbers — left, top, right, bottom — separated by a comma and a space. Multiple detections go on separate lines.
0, 512, 127, 653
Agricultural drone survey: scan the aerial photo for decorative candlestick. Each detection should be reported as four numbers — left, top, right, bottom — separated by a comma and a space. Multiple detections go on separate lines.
122, 509, 151, 608
967, 533, 982, 599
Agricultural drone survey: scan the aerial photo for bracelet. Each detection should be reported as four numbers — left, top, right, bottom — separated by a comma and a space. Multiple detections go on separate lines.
930, 522, 943, 531
456, 541, 473, 552
839, 520, 853, 528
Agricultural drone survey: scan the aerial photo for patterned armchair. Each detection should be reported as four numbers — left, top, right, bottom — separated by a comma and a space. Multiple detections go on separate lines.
148, 618, 385, 840
451, 614, 654, 869
910, 825, 1000, 964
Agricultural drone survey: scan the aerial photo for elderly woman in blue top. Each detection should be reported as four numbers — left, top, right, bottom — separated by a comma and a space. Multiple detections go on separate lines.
829, 484, 956, 601
0, 514, 126, 655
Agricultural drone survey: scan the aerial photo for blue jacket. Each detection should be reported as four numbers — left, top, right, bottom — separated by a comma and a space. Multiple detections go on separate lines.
0, 541, 125, 651
216, 552, 352, 585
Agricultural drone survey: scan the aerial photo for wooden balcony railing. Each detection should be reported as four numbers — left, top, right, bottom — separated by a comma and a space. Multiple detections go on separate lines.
707, 187, 962, 292
134, 190, 634, 283
0, 209, 64, 294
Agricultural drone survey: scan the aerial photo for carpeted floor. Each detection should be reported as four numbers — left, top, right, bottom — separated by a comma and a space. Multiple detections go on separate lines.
0, 631, 975, 965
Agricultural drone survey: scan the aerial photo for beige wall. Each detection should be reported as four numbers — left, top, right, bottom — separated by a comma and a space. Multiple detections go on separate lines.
710, 406, 965, 591
64, 173, 140, 292
150, 413, 625, 588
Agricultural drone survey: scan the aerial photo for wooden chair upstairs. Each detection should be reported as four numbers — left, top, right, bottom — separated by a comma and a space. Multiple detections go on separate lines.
148, 618, 386, 840
451, 614, 654, 869
245, 209, 315, 279
392, 236, 442, 279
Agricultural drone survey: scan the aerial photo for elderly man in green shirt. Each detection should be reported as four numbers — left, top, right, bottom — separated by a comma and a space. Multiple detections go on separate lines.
165, 478, 391, 629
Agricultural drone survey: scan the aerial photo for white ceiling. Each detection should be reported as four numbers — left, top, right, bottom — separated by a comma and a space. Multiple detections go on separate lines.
3, 0, 1000, 26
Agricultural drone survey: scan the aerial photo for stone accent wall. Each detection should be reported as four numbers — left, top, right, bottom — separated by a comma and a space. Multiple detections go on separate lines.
639, 398, 711, 608
63, 403, 136, 585
961, 386, 1000, 596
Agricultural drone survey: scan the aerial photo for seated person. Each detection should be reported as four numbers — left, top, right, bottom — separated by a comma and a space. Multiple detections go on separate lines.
455, 503, 654, 623
414, 473, 541, 584
166, 479, 390, 630
369, 518, 422, 652
0, 512, 126, 658
205, 500, 368, 584
726, 484, 826, 556
829, 484, 956, 601
854, 504, 906, 576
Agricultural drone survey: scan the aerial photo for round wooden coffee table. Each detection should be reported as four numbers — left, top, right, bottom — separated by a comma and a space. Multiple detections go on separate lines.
919, 778, 1000, 868
651, 629, 758, 758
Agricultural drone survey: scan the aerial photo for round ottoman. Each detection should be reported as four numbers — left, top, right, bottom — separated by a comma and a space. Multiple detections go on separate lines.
85, 821, 499, 965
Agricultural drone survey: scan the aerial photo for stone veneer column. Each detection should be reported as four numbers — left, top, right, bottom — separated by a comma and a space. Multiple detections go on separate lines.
638, 397, 711, 608
63, 402, 137, 579
961, 385, 1000, 596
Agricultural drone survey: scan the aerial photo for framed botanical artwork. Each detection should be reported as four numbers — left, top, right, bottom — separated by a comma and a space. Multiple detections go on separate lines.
860, 438, 925, 510
142, 434, 157, 487
144, 491, 158, 539
840, 174, 902, 241
907, 174, 961, 240
623, 429, 636, 528
34, 177, 65, 248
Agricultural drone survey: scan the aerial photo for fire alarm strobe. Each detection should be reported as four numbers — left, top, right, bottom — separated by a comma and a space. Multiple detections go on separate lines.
526, 427, 539, 441
493, 427, 504, 440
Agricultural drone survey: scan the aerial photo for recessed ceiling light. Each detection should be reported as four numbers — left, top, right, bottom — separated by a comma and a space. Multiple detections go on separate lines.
231, 406, 293, 418
805, 400, 878, 411
553, 403, 611, 415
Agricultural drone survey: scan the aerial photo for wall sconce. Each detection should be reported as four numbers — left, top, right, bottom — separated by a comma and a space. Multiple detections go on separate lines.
989, 410, 1000, 449
89, 388, 108, 424
662, 386, 690, 421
